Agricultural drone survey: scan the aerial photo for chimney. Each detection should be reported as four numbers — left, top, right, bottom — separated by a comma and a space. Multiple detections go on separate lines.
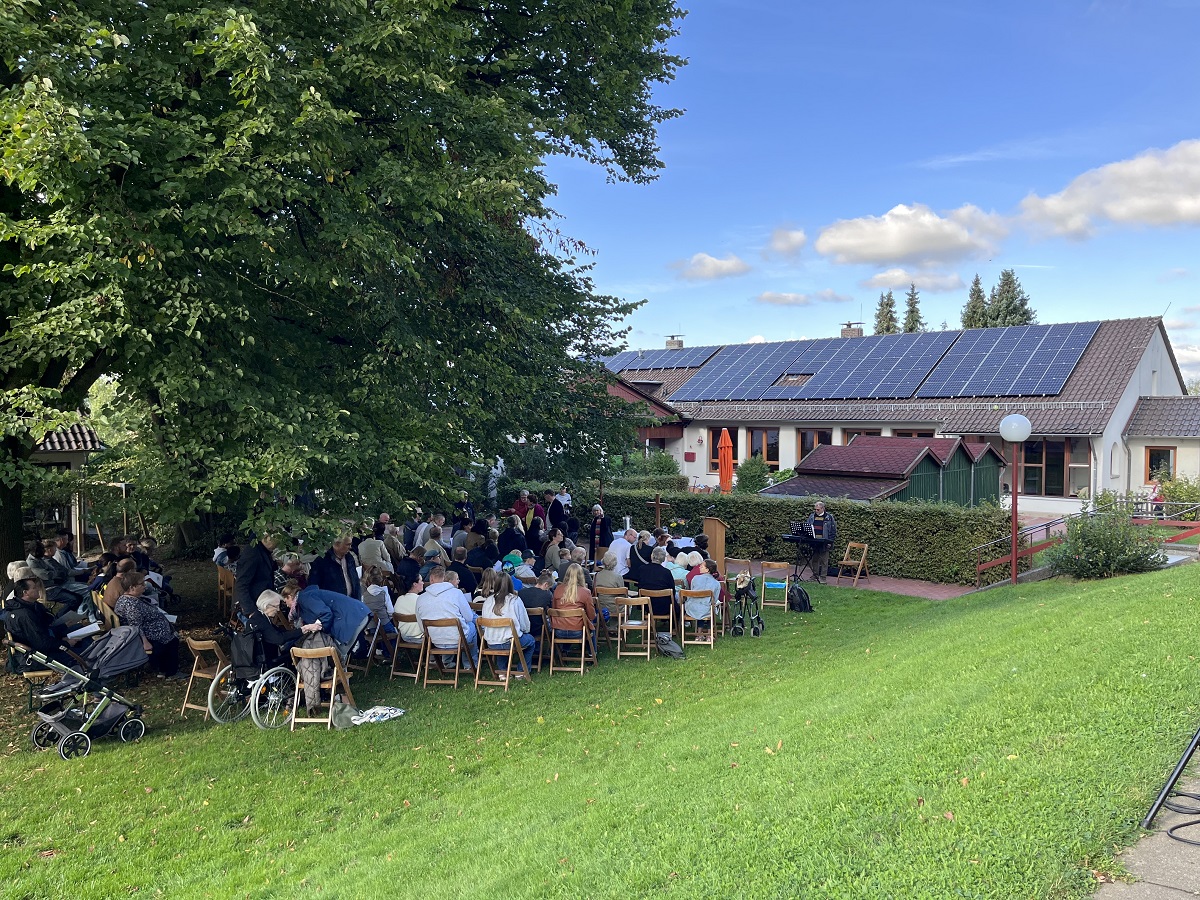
840, 321, 864, 339
665, 334, 684, 350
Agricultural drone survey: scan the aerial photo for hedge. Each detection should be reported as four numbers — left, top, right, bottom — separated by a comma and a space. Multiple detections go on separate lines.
588, 489, 1013, 586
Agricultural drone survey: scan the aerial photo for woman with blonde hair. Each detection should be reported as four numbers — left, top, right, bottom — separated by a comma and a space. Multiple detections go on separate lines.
551, 563, 596, 651
479, 564, 535, 679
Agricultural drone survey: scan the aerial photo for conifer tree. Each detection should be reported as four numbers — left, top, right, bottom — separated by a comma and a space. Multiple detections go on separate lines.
873, 291, 899, 335
988, 269, 1038, 326
902, 283, 925, 333
961, 274, 989, 329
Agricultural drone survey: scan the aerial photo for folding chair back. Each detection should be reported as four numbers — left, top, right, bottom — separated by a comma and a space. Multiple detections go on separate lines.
181, 636, 230, 719
836, 542, 871, 587
419, 617, 473, 688
615, 597, 652, 661
639, 588, 675, 637
678, 589, 717, 649
348, 615, 396, 677
759, 561, 791, 609
593, 586, 628, 651
467, 565, 485, 581
475, 617, 530, 690
517, 574, 538, 589
523, 606, 549, 672
289, 645, 356, 730
216, 566, 235, 619
389, 612, 424, 681
545, 608, 592, 674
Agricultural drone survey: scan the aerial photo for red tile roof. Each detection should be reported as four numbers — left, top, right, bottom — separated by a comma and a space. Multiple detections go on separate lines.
796, 441, 933, 479
35, 424, 104, 453
761, 474, 909, 501
849, 434, 963, 465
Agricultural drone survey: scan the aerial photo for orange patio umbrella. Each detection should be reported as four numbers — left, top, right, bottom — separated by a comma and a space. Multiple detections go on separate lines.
718, 427, 734, 494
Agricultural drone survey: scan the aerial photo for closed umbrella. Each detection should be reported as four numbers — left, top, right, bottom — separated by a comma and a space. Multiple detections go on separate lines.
718, 428, 734, 494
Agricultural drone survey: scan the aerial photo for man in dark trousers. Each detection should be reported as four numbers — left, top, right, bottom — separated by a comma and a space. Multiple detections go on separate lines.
234, 533, 278, 618
804, 501, 837, 584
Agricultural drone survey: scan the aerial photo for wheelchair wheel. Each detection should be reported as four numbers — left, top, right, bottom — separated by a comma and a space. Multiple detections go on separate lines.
31, 721, 56, 750
250, 666, 296, 730
208, 664, 252, 724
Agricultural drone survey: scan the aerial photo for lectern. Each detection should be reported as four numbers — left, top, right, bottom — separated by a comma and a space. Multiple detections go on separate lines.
703, 516, 729, 568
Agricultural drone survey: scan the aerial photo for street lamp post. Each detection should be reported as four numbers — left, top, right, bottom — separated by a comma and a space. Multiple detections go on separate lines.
999, 414, 1032, 585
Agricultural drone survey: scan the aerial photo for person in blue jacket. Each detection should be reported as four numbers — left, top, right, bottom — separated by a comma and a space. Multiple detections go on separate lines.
285, 581, 370, 661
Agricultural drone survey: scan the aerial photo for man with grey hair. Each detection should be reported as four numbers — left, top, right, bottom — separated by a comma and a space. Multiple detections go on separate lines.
609, 527, 637, 577
636, 545, 676, 615
804, 501, 837, 584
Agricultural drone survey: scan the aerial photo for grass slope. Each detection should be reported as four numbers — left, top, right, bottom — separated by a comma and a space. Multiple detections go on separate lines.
3, 565, 1200, 899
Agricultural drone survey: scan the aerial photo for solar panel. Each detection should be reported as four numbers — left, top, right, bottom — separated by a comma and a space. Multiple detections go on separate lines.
603, 350, 639, 373
671, 341, 809, 402
916, 328, 1007, 398
613, 345, 721, 372
867, 330, 959, 398
1009, 321, 1100, 395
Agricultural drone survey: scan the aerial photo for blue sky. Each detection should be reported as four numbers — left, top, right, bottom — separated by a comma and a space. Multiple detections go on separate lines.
544, 1, 1200, 375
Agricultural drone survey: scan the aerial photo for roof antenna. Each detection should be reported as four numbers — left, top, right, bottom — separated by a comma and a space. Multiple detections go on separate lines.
1162, 302, 1172, 319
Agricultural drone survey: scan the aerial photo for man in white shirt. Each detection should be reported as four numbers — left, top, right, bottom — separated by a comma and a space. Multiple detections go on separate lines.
609, 528, 637, 578
415, 565, 478, 663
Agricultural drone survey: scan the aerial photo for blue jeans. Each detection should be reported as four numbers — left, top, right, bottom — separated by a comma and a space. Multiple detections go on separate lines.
490, 632, 536, 672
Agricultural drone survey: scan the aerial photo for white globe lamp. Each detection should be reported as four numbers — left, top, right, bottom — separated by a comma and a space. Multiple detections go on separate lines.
998, 413, 1031, 585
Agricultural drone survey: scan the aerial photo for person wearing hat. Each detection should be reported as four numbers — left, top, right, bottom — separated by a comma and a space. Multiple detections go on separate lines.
514, 550, 538, 582
419, 547, 444, 581
500, 552, 524, 594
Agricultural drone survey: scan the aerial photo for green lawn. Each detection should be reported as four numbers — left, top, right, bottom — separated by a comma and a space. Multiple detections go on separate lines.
3, 564, 1200, 899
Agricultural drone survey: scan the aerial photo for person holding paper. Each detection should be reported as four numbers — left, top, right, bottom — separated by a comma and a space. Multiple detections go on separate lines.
0, 578, 78, 669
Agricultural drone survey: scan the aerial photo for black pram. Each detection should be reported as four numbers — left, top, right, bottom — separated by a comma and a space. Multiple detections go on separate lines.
24, 625, 148, 759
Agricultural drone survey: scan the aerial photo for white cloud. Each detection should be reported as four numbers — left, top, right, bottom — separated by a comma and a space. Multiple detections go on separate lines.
755, 289, 853, 306
1160, 267, 1191, 282
814, 203, 1005, 268
1165, 319, 1196, 332
1021, 139, 1200, 237
674, 252, 751, 280
768, 227, 807, 257
1172, 344, 1200, 382
861, 268, 965, 293
747, 335, 767, 343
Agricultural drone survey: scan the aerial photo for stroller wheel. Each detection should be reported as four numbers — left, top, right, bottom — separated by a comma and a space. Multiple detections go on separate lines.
119, 718, 146, 743
58, 731, 91, 760
250, 666, 297, 730
31, 722, 56, 751
208, 665, 252, 724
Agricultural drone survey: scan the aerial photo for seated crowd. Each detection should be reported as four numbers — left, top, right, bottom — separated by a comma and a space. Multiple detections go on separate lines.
225, 496, 725, 680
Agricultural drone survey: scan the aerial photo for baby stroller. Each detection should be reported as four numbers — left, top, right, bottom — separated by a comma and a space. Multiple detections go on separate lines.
729, 571, 764, 638
22, 626, 148, 759
207, 627, 297, 730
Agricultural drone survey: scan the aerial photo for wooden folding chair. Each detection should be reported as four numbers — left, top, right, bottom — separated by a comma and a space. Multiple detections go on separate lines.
593, 586, 627, 650
467, 565, 485, 583
419, 618, 474, 688
348, 615, 396, 677
723, 557, 753, 593
475, 617, 532, 690
640, 588, 675, 637
389, 613, 425, 681
679, 589, 717, 650
517, 574, 538, 590
836, 542, 871, 587
545, 608, 593, 675
289, 645, 356, 730
180, 636, 230, 719
759, 561, 791, 609
615, 597, 653, 661
216, 566, 235, 619
523, 607, 549, 672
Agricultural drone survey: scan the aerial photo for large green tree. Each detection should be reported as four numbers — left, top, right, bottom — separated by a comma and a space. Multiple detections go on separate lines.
902, 282, 925, 333
961, 274, 988, 329
0, 1, 684, 566
873, 291, 898, 335
988, 268, 1038, 326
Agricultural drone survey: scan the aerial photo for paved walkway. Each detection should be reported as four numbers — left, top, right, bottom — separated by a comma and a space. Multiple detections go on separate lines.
817, 573, 973, 600
1094, 775, 1200, 898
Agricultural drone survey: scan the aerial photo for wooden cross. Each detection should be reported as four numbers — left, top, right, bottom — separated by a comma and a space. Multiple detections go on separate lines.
646, 492, 670, 529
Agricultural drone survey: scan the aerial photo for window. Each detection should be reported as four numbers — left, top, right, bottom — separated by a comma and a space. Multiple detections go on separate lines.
746, 428, 780, 471
797, 428, 833, 461
1020, 438, 1092, 497
892, 430, 935, 438
708, 426, 739, 473
843, 429, 882, 445
1146, 446, 1176, 482
1110, 442, 1120, 479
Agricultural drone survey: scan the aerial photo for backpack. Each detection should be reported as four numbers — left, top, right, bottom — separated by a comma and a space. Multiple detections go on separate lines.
655, 632, 686, 660
787, 582, 812, 613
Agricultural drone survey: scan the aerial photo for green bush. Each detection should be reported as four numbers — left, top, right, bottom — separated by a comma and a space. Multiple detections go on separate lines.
594, 489, 1012, 584
733, 456, 770, 493
1161, 474, 1200, 521
1044, 508, 1167, 579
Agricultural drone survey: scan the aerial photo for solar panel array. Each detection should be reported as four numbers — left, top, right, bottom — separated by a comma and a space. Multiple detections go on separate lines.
604, 345, 721, 373
914, 321, 1098, 398
625, 321, 1100, 403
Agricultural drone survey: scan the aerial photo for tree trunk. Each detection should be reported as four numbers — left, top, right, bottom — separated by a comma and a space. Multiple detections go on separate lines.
0, 478, 25, 592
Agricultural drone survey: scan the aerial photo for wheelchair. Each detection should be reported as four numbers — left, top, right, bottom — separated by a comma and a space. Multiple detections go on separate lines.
207, 628, 297, 730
